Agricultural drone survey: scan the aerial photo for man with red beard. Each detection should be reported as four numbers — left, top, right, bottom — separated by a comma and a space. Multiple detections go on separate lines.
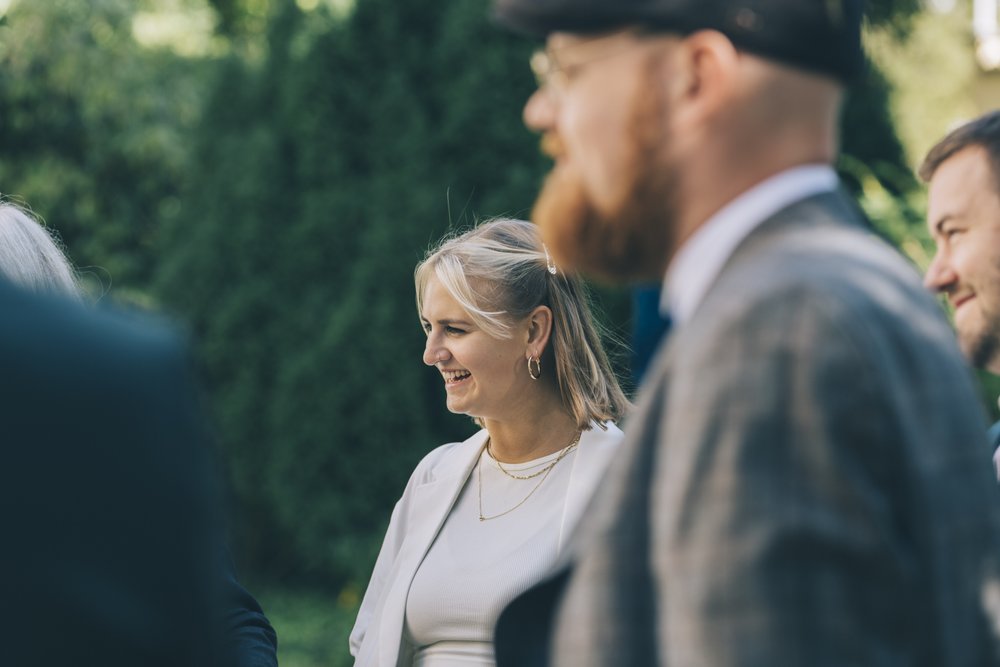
491, 1, 1000, 666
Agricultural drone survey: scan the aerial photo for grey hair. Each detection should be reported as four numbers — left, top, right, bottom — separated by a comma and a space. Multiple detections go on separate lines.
415, 218, 629, 430
0, 202, 80, 298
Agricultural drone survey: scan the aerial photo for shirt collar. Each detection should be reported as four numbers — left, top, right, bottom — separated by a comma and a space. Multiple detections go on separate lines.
661, 164, 839, 325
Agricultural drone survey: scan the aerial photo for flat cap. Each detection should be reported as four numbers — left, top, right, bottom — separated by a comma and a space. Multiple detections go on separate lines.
492, 0, 864, 82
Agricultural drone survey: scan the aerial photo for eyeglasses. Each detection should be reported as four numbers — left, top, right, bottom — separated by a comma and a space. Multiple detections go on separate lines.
529, 29, 653, 94
530, 49, 562, 91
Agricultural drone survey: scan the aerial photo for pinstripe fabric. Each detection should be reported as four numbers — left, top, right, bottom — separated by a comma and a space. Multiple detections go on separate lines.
496, 191, 1000, 666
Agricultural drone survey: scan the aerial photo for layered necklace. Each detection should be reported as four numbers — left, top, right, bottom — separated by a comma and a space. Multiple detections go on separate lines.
477, 431, 581, 522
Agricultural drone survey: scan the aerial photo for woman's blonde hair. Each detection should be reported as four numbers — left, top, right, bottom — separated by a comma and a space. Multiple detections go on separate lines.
415, 218, 629, 430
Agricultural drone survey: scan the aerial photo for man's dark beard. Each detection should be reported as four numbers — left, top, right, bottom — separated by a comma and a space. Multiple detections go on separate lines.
532, 60, 679, 284
967, 307, 1000, 372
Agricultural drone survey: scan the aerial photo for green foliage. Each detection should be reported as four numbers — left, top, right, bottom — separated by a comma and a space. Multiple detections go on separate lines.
866, 5, 980, 170
0, 0, 205, 298
978, 370, 1000, 421
834, 0, 934, 234
841, 153, 933, 267
207, 0, 277, 36
156, 0, 556, 585
255, 584, 356, 667
840, 64, 911, 194
866, 0, 922, 35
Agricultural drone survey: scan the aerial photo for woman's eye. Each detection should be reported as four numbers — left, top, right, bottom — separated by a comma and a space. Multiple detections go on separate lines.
446, 326, 466, 335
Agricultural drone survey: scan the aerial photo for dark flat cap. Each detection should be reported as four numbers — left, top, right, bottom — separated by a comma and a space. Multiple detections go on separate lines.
492, 0, 864, 82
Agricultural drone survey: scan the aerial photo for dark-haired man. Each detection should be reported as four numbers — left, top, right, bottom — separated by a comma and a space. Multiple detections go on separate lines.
923, 110, 1000, 468
492, 1, 1000, 665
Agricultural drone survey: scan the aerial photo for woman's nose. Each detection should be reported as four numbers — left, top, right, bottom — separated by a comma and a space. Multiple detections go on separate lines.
423, 337, 448, 366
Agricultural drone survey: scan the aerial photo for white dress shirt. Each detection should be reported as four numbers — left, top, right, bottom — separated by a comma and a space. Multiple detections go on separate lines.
662, 165, 839, 327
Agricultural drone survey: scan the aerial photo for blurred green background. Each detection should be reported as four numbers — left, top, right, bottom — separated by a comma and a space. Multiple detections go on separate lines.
2, 0, 998, 664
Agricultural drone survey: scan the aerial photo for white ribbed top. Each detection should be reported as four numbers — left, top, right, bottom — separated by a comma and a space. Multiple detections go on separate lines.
403, 445, 579, 666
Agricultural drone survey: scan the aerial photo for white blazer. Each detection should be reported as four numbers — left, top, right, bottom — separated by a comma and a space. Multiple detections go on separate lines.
349, 422, 623, 666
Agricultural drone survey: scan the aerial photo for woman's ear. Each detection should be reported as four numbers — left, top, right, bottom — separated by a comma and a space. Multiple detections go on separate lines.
526, 305, 554, 357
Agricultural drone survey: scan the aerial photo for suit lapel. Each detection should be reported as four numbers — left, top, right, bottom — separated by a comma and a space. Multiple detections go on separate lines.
376, 431, 487, 666
556, 424, 623, 556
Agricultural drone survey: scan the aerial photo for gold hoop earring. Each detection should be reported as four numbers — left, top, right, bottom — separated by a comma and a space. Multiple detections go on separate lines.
527, 355, 541, 380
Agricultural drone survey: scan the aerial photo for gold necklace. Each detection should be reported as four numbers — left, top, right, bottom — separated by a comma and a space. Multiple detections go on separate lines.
477, 437, 580, 522
487, 432, 582, 480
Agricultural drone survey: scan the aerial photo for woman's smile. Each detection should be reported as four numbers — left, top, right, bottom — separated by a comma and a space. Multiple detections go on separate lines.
442, 369, 472, 389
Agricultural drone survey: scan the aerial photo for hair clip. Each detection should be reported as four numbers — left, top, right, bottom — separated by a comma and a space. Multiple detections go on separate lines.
543, 243, 558, 275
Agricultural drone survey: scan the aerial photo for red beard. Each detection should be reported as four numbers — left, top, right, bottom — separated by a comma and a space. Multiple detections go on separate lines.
531, 60, 678, 284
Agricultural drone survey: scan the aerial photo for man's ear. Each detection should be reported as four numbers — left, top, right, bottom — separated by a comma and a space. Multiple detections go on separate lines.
667, 30, 741, 127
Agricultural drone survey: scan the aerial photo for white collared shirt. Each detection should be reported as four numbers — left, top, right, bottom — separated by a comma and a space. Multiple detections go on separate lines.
662, 165, 839, 327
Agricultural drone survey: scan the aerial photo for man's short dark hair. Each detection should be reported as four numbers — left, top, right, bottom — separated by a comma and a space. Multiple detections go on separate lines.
919, 110, 1000, 187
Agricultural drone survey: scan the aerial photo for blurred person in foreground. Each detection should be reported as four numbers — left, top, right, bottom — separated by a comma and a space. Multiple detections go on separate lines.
922, 111, 1000, 470
349, 218, 628, 666
490, 1, 1000, 665
0, 202, 274, 667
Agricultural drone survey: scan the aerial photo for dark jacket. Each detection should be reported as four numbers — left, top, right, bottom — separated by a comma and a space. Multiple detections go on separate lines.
0, 279, 227, 666
225, 550, 279, 667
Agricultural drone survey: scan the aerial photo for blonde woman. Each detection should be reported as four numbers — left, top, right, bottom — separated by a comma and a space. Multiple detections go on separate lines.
350, 218, 629, 666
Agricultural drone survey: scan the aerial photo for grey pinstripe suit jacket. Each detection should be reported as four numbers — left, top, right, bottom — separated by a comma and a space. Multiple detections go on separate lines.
496, 191, 1000, 666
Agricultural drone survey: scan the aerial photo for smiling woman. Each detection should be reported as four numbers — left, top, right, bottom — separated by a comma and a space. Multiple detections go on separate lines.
349, 218, 629, 667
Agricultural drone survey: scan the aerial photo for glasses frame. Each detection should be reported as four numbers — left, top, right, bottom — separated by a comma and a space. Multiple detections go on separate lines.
529, 29, 657, 94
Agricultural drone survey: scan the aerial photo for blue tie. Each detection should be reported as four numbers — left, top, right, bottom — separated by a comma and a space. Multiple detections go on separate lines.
631, 285, 672, 387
